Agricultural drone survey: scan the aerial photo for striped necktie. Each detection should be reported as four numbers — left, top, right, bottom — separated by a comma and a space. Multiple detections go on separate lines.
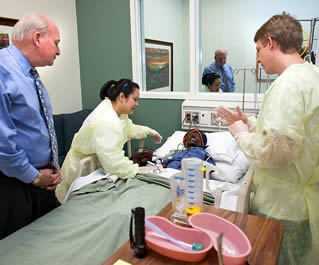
221, 67, 230, 92
30, 67, 59, 169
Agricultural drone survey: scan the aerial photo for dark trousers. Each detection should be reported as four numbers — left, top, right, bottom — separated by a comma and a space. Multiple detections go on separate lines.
0, 171, 60, 240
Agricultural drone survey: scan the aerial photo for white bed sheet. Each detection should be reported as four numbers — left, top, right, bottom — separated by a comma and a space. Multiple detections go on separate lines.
149, 167, 244, 212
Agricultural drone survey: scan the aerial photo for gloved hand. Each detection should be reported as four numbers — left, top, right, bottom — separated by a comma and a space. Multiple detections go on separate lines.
229, 120, 249, 139
138, 166, 155, 174
216, 106, 248, 126
152, 131, 162, 144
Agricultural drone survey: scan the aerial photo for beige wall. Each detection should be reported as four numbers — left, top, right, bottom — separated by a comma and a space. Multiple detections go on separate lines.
1, 0, 82, 114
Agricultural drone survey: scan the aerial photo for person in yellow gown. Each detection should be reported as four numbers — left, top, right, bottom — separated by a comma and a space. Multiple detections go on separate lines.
56, 79, 162, 203
217, 12, 319, 265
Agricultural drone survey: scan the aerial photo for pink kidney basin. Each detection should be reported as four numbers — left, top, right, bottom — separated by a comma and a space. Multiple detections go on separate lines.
189, 213, 252, 265
145, 216, 214, 262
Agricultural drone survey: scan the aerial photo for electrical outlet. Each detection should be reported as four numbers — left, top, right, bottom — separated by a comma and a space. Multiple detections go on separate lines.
211, 111, 218, 125
199, 111, 209, 125
184, 112, 191, 123
191, 112, 199, 124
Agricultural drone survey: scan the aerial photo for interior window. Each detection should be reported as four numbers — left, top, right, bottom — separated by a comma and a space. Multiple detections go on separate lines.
200, 0, 271, 95
142, 0, 190, 92
131, 0, 319, 99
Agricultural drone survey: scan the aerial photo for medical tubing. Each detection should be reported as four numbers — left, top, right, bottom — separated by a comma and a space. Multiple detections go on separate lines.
181, 114, 188, 127
163, 145, 184, 161
144, 219, 192, 251
187, 115, 199, 131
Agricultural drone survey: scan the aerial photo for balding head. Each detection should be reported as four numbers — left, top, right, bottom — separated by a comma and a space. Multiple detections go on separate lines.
215, 49, 227, 67
12, 13, 50, 42
12, 13, 60, 67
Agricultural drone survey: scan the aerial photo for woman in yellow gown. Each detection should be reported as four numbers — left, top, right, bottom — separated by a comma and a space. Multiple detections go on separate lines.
56, 79, 162, 203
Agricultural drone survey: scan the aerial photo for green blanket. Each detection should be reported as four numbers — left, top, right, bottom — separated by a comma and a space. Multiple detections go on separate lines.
0, 173, 214, 265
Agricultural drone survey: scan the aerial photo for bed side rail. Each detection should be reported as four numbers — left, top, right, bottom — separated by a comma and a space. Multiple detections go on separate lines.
74, 155, 98, 178
236, 165, 254, 213
75, 138, 146, 178
127, 138, 145, 157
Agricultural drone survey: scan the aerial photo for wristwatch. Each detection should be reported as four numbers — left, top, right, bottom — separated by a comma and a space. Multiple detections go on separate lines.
32, 173, 42, 185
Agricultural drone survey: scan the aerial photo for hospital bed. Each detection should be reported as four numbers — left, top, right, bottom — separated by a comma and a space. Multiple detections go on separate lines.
0, 131, 254, 265
72, 130, 254, 211
152, 130, 254, 212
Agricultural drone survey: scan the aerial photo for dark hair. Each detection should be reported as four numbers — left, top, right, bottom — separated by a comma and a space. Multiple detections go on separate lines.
254, 12, 302, 53
202, 72, 221, 86
100, 79, 139, 101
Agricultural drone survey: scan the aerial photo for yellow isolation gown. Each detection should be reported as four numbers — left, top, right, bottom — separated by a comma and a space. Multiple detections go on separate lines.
237, 63, 319, 265
56, 98, 158, 203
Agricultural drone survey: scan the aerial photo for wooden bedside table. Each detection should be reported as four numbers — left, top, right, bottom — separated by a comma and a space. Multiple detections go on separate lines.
103, 202, 283, 265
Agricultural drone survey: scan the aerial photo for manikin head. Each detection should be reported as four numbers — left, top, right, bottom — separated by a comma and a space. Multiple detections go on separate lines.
183, 129, 207, 150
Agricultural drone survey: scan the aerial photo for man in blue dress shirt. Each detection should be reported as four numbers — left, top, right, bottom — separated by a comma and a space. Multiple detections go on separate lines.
0, 13, 62, 239
202, 49, 235, 92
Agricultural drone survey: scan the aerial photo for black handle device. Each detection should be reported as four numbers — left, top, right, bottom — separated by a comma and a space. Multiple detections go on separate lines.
130, 207, 147, 258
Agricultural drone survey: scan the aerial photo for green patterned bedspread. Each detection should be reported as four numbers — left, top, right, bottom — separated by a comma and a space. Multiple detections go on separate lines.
0, 173, 214, 265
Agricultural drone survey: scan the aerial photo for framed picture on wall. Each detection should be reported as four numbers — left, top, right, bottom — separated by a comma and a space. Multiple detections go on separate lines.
144, 39, 173, 91
0, 17, 18, 49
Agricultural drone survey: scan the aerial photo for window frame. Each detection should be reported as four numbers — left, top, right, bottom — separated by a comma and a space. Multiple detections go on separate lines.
129, 0, 263, 103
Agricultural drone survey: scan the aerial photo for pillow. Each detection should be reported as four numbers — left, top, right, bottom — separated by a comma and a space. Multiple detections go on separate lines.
205, 131, 237, 163
211, 154, 251, 183
154, 131, 185, 159
154, 130, 251, 183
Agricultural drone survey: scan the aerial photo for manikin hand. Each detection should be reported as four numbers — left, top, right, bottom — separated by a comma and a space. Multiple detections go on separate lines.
152, 131, 162, 144
229, 120, 249, 139
216, 106, 248, 126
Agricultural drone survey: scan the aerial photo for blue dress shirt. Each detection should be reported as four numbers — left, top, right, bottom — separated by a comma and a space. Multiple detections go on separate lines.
0, 44, 53, 183
203, 61, 235, 92
165, 146, 216, 170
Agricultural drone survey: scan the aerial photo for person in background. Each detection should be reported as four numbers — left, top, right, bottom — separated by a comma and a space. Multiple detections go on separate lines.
202, 72, 222, 92
56, 79, 162, 203
163, 129, 215, 170
217, 12, 319, 265
0, 13, 62, 239
202, 49, 235, 92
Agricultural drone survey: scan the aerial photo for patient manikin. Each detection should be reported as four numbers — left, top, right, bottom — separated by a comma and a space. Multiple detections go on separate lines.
163, 129, 216, 170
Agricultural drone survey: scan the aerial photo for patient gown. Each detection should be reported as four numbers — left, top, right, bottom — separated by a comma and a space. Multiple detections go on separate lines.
236, 63, 319, 265
165, 146, 215, 170
56, 98, 157, 203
